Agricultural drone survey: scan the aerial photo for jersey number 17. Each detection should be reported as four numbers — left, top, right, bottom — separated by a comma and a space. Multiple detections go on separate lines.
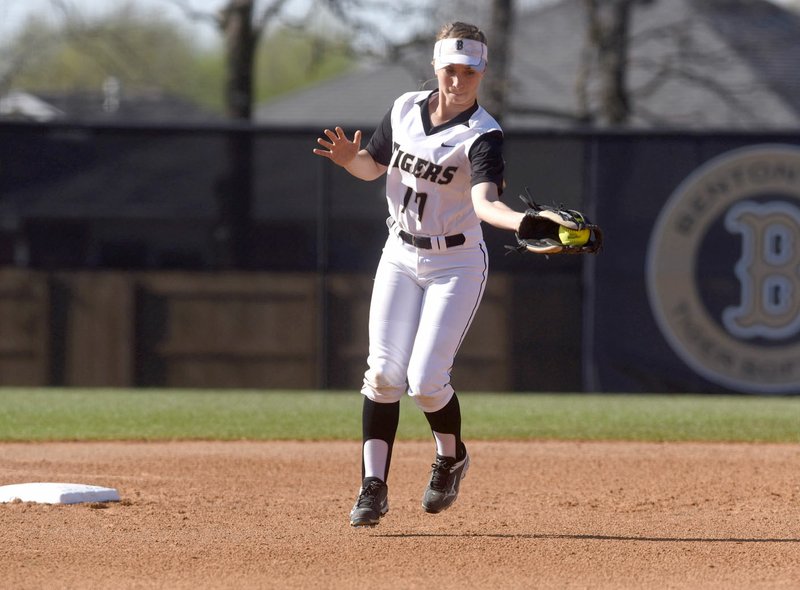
401, 186, 428, 221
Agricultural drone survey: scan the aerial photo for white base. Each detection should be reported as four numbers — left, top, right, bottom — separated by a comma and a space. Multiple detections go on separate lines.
0, 482, 120, 505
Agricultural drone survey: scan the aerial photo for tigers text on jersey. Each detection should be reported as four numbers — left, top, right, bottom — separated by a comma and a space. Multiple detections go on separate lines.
366, 90, 504, 238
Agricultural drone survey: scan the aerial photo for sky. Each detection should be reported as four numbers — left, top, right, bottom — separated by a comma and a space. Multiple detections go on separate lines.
0, 0, 226, 25
3, 0, 798, 49
0, 0, 250, 46
0, 0, 562, 47
0, 0, 354, 49
0, 0, 429, 44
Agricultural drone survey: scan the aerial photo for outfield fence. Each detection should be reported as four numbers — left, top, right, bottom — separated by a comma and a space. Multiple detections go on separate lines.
1, 122, 799, 394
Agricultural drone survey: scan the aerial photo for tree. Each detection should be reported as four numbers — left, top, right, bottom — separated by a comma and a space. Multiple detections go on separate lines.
1, 0, 356, 117
572, 0, 780, 127
171, 0, 407, 120
577, 0, 634, 126
173, 0, 294, 120
206, 0, 517, 121
1, 2, 223, 110
0, 19, 58, 95
483, 0, 514, 120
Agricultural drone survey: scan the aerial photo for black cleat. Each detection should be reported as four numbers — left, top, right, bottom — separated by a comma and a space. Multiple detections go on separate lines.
350, 478, 389, 527
422, 446, 470, 514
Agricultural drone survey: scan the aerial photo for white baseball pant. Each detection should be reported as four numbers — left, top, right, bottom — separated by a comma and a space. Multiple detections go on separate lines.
361, 232, 488, 412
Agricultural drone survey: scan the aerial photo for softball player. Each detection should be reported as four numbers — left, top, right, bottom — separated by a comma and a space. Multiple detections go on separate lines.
313, 22, 526, 527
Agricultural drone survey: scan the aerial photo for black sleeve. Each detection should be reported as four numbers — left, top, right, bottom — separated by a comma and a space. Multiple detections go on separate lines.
468, 130, 505, 195
365, 107, 394, 166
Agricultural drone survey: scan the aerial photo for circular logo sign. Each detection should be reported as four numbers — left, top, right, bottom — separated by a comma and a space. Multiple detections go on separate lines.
647, 144, 800, 394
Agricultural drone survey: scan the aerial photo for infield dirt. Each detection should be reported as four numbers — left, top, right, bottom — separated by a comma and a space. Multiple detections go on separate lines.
1, 440, 798, 589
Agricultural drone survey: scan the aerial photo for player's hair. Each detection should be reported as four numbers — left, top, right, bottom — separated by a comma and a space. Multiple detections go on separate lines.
436, 22, 487, 45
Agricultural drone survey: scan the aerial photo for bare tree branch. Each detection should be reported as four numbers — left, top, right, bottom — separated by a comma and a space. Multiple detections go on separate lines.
624, 13, 767, 124
165, 0, 223, 27
483, 0, 513, 119
49, 0, 85, 28
506, 103, 592, 123
252, 0, 292, 36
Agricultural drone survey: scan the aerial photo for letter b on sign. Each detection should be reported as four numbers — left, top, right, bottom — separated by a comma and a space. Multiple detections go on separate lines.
723, 201, 800, 340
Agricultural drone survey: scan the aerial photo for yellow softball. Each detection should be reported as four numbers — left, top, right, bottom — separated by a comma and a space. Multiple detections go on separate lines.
558, 225, 591, 246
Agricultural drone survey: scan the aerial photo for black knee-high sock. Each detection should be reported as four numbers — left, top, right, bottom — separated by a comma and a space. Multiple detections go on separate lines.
423, 393, 465, 459
361, 397, 400, 482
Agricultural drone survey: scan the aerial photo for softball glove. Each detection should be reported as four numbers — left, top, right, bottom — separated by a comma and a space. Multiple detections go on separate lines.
509, 189, 603, 255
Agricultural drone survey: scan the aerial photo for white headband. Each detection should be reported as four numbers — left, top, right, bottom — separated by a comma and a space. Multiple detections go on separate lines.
432, 38, 488, 72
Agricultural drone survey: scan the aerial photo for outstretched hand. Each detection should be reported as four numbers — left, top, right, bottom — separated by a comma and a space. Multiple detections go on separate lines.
313, 127, 362, 167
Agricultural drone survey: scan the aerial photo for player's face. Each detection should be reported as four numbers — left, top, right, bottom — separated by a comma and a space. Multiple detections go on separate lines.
436, 63, 483, 108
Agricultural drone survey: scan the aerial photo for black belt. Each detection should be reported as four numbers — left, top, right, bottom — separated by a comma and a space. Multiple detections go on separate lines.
397, 229, 466, 249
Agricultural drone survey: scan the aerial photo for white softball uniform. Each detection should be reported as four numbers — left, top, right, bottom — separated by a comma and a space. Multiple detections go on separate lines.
361, 90, 504, 412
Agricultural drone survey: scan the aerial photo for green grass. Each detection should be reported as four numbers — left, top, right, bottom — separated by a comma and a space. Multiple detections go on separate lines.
462, 393, 800, 443
0, 389, 797, 443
